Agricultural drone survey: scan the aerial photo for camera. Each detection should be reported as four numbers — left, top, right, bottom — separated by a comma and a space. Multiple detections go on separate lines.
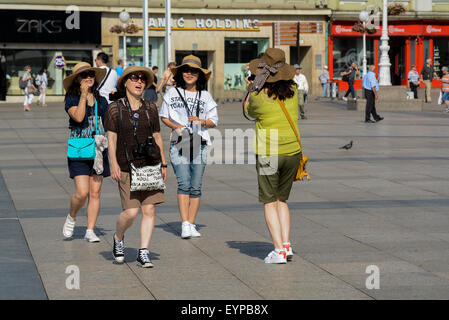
132, 136, 160, 160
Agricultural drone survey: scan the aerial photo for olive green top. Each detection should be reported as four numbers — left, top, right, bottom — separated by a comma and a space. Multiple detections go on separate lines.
246, 88, 301, 156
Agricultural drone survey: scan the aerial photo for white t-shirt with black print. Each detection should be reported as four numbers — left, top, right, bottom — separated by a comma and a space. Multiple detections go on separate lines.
159, 86, 218, 146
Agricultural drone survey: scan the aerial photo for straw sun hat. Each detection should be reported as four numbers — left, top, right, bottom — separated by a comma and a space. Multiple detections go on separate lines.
116, 66, 154, 92
63, 62, 106, 91
170, 55, 211, 81
249, 48, 296, 83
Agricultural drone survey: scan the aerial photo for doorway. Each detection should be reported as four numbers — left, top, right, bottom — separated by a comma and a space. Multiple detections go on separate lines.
389, 38, 406, 85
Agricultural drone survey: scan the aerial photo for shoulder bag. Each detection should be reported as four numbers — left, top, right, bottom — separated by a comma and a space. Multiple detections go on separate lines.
67, 99, 98, 160
119, 99, 165, 192
276, 97, 310, 181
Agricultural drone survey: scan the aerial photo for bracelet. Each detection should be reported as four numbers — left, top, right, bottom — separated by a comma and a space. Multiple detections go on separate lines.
161, 164, 168, 168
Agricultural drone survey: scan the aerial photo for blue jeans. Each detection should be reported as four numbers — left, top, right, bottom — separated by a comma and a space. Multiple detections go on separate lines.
321, 83, 329, 97
344, 80, 355, 98
170, 144, 207, 198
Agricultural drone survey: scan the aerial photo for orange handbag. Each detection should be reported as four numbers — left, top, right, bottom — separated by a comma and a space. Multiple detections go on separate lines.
276, 97, 310, 181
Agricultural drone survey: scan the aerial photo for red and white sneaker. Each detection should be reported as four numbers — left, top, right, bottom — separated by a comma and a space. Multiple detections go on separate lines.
283, 243, 293, 261
264, 250, 287, 264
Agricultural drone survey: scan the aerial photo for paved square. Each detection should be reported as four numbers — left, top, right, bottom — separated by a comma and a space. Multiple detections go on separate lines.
1, 99, 449, 299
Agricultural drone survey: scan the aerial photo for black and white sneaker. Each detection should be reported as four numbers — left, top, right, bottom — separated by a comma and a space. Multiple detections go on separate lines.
113, 234, 125, 263
137, 248, 154, 268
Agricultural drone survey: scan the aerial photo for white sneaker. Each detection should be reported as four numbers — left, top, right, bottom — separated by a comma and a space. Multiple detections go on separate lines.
342, 97, 348, 102
283, 243, 293, 261
264, 250, 287, 264
84, 229, 100, 243
181, 222, 192, 239
190, 224, 201, 238
63, 214, 76, 238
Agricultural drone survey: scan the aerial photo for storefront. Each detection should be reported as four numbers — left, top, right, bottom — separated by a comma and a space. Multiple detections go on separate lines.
0, 9, 101, 96
102, 13, 328, 100
329, 20, 449, 90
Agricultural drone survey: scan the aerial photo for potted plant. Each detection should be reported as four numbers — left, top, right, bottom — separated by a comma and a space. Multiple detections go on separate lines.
388, 3, 407, 16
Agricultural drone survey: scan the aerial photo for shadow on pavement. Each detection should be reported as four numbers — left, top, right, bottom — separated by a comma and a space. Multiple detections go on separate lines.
226, 241, 273, 260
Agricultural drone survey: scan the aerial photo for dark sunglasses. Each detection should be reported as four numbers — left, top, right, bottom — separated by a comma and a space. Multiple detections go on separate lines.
127, 73, 147, 83
182, 67, 200, 75
79, 70, 96, 79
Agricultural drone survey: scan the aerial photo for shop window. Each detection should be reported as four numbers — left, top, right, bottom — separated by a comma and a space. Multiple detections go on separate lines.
1, 49, 92, 96
433, 39, 449, 77
332, 38, 374, 79
224, 38, 268, 91
119, 36, 165, 75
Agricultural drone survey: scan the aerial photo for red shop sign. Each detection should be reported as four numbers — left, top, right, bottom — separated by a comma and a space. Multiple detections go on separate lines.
423, 24, 449, 36
332, 22, 449, 37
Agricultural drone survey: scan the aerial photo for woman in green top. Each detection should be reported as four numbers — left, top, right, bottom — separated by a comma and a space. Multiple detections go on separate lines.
245, 48, 301, 264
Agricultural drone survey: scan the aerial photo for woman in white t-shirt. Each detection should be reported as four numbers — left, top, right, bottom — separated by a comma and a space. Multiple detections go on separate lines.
159, 55, 218, 239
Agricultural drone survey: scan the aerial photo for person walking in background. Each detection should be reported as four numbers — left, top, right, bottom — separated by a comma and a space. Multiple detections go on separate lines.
407, 65, 420, 100
21, 65, 35, 112
116, 59, 125, 77
143, 66, 159, 102
420, 59, 439, 103
157, 62, 176, 94
244, 48, 301, 264
36, 68, 48, 107
441, 66, 449, 113
159, 55, 218, 239
341, 62, 359, 101
293, 64, 308, 120
363, 65, 384, 123
105, 66, 167, 268
319, 65, 330, 98
62, 62, 110, 242
95, 52, 118, 104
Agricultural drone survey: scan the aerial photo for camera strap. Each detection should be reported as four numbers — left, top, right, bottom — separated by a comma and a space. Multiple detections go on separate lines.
174, 87, 201, 128
122, 96, 153, 146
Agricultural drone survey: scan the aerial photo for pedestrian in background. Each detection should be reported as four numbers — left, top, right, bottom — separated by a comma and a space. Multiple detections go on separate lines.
95, 52, 118, 104
143, 66, 159, 102
319, 65, 330, 98
441, 66, 449, 113
157, 62, 176, 94
22, 65, 35, 111
105, 66, 167, 268
36, 68, 48, 106
245, 48, 301, 264
420, 59, 439, 103
293, 64, 308, 120
116, 59, 125, 77
62, 62, 110, 243
341, 62, 359, 101
159, 55, 218, 239
407, 65, 420, 100
362, 65, 384, 123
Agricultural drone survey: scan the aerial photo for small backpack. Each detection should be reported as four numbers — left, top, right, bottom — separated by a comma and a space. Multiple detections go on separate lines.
35, 74, 41, 86
19, 76, 27, 90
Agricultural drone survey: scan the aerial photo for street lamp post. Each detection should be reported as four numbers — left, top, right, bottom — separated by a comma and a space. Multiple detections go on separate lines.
165, 0, 172, 67
378, 0, 392, 86
119, 9, 130, 68
359, 10, 370, 77
143, 0, 149, 68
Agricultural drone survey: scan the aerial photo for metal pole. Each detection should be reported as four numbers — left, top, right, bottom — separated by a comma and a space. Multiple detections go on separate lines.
363, 21, 367, 76
123, 24, 127, 68
143, 0, 149, 68
379, 0, 392, 86
165, 0, 172, 67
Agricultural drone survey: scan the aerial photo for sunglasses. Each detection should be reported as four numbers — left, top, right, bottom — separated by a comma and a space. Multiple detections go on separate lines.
182, 67, 200, 75
79, 70, 96, 79
127, 73, 147, 83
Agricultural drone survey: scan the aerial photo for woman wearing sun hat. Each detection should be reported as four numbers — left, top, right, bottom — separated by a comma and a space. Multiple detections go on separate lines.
244, 48, 301, 264
62, 62, 110, 243
159, 55, 218, 240
105, 66, 167, 268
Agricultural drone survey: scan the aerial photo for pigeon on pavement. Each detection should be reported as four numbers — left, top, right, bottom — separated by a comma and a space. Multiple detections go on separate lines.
339, 140, 353, 150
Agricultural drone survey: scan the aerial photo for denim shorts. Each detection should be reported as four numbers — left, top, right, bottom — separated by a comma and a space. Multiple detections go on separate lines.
170, 144, 207, 198
442, 92, 449, 102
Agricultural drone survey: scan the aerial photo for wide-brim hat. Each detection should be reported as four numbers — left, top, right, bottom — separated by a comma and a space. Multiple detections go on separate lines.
249, 48, 296, 83
117, 66, 154, 92
171, 55, 211, 81
63, 62, 106, 91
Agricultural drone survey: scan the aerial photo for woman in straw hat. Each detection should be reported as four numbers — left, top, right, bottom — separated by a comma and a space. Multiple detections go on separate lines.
105, 66, 167, 268
62, 62, 109, 243
244, 48, 301, 264
159, 55, 218, 239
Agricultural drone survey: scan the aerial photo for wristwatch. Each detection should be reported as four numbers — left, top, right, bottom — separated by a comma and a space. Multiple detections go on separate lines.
161, 163, 168, 168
